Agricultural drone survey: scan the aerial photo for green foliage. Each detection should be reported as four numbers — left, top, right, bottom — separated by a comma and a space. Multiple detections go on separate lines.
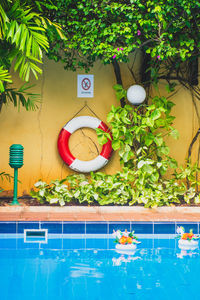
30, 179, 72, 206
98, 93, 178, 172
30, 170, 192, 208
0, 0, 64, 110
95, 88, 192, 207
31, 172, 135, 206
0, 171, 13, 193
0, 1, 49, 89
38, 0, 200, 72
0, 67, 12, 91
24, 0, 59, 13
0, 83, 40, 111
174, 161, 200, 201
113, 84, 127, 101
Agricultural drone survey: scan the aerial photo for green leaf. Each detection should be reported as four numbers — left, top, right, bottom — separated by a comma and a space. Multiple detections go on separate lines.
107, 111, 114, 123
142, 164, 154, 174
151, 172, 159, 182
144, 134, 154, 146
169, 129, 179, 139
112, 139, 121, 150
151, 109, 161, 121
146, 117, 154, 127
157, 146, 169, 156
0, 66, 12, 92
154, 136, 163, 146
96, 128, 109, 145
113, 84, 126, 101
137, 160, 145, 169
120, 110, 131, 124
168, 158, 178, 169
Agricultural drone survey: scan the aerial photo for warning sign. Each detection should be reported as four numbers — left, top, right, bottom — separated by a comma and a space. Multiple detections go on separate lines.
77, 75, 94, 98
81, 78, 91, 90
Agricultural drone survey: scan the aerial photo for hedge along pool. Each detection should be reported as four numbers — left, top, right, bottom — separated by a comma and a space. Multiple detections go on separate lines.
0, 221, 200, 300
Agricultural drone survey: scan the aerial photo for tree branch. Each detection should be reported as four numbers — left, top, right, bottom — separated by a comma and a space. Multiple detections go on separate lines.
112, 60, 126, 107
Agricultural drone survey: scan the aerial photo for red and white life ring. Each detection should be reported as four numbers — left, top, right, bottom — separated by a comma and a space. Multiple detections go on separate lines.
57, 116, 113, 173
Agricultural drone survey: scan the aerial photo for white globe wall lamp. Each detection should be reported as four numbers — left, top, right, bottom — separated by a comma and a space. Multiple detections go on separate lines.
127, 84, 146, 105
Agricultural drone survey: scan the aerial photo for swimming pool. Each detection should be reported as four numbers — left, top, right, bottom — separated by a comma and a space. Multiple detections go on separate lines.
0, 221, 199, 300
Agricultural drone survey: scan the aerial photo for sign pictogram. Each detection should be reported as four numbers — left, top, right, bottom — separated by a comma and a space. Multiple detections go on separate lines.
77, 74, 94, 98
81, 78, 91, 90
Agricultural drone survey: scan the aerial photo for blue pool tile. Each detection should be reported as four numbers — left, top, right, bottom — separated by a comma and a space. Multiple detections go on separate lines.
86, 238, 108, 249
108, 238, 116, 250
17, 238, 39, 249
131, 222, 153, 234
154, 222, 175, 234
154, 238, 176, 249
109, 222, 131, 234
176, 222, 198, 234
0, 222, 16, 233
41, 222, 62, 234
17, 222, 39, 233
0, 238, 17, 249
86, 222, 108, 234
40, 238, 63, 249
63, 222, 85, 234
63, 238, 85, 249
138, 238, 154, 249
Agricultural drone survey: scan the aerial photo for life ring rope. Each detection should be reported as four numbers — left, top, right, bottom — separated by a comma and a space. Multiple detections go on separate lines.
58, 116, 113, 173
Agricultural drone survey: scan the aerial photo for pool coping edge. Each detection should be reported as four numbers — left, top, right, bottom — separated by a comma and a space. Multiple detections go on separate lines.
0, 206, 200, 221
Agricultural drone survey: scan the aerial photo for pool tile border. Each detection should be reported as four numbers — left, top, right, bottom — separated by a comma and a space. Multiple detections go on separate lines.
0, 233, 180, 250
0, 221, 200, 234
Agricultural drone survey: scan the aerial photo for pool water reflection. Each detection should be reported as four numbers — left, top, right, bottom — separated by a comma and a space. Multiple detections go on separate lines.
0, 236, 199, 300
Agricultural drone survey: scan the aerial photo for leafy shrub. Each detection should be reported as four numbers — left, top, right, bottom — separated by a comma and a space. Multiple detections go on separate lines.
30, 173, 133, 206
30, 170, 193, 207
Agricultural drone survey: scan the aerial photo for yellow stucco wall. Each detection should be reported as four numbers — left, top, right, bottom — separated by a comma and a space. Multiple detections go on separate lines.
0, 57, 199, 195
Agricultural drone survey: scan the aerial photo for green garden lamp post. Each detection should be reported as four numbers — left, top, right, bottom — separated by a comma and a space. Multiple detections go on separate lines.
9, 144, 24, 205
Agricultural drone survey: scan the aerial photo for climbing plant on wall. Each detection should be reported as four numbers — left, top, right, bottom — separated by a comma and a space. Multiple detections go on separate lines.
32, 0, 200, 164
38, 0, 200, 180
36, 0, 199, 95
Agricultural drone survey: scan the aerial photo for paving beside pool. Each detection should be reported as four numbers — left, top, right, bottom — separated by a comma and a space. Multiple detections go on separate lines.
1, 206, 200, 221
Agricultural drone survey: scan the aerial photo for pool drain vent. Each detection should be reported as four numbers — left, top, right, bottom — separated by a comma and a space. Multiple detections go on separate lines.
24, 229, 48, 243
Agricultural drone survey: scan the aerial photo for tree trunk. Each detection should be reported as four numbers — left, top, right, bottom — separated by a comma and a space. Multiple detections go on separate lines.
188, 57, 199, 86
112, 60, 125, 108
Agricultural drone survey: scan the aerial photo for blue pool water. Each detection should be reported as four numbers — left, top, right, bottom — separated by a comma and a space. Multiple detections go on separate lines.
0, 235, 200, 300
